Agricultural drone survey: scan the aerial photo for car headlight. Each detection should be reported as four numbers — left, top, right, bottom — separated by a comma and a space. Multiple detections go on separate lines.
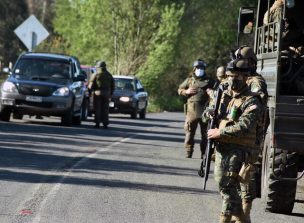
53, 87, 69, 96
120, 96, 132, 102
2, 81, 18, 93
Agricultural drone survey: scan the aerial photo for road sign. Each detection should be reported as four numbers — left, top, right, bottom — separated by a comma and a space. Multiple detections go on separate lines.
14, 15, 49, 51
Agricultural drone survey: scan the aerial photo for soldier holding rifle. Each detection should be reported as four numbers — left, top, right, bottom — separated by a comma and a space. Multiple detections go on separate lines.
206, 58, 261, 223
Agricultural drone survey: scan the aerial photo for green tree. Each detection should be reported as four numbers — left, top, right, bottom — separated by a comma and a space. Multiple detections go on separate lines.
54, 0, 162, 73
52, 0, 258, 111
137, 3, 184, 109
0, 0, 28, 66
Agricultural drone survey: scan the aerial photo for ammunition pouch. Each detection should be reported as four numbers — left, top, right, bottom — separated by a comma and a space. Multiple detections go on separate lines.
224, 163, 254, 184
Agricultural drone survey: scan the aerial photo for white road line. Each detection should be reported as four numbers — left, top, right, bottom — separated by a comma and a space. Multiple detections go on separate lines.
31, 136, 132, 223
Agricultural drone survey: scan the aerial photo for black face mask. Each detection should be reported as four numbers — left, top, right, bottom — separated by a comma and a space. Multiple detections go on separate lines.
228, 79, 246, 92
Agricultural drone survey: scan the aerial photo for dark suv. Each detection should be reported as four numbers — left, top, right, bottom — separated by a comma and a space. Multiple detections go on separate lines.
0, 52, 89, 126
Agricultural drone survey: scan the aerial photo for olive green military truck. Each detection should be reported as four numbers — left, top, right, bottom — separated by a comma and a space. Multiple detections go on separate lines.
238, 0, 304, 214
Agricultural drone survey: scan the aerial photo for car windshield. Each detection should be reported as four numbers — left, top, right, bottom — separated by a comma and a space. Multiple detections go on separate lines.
13, 58, 71, 81
115, 78, 135, 91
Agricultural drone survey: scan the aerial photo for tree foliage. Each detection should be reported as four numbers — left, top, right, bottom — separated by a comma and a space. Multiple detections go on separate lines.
137, 3, 184, 104
0, 0, 28, 66
0, 0, 258, 110
54, 0, 164, 74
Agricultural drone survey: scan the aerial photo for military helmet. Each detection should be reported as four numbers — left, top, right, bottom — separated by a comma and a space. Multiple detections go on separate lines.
193, 59, 206, 69
235, 45, 257, 65
216, 66, 226, 78
95, 60, 106, 68
226, 58, 250, 74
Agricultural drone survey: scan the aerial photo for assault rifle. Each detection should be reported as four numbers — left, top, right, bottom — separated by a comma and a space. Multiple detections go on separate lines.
198, 83, 226, 190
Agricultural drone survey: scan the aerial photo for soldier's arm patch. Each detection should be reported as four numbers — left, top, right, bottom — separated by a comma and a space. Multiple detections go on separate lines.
244, 105, 257, 113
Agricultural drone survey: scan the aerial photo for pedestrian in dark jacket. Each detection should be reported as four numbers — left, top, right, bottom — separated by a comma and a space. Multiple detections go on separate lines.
88, 61, 114, 129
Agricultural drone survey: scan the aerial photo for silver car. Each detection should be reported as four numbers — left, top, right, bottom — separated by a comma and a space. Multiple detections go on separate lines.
0, 52, 89, 126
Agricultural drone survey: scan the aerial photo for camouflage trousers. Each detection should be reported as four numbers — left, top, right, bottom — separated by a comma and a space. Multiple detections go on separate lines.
239, 151, 259, 202
214, 143, 250, 215
183, 116, 207, 156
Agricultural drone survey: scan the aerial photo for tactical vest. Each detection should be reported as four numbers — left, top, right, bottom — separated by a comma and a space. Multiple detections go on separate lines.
218, 91, 257, 147
186, 77, 211, 119
188, 77, 210, 103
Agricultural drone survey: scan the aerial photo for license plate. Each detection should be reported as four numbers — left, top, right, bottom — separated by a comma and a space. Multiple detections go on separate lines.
26, 96, 42, 102
109, 101, 114, 107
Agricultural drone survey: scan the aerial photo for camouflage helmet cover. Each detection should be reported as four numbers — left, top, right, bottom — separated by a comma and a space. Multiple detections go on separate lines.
226, 58, 250, 74
235, 45, 257, 64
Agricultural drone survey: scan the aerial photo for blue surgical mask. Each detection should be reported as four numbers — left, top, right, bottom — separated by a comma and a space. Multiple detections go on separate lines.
195, 69, 205, 77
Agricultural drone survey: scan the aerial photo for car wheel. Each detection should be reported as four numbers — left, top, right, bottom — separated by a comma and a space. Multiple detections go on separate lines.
13, 113, 23, 120
0, 108, 11, 122
130, 103, 138, 119
73, 115, 82, 125
61, 107, 74, 126
139, 102, 147, 119
139, 108, 146, 119
81, 98, 89, 121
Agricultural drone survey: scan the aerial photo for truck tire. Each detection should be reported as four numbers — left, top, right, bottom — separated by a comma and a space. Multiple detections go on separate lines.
262, 132, 298, 214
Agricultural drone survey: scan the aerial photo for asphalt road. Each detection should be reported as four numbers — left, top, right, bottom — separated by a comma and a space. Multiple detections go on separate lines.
0, 112, 303, 223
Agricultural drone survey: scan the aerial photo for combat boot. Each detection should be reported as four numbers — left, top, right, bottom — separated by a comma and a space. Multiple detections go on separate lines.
186, 150, 193, 158
231, 211, 246, 223
242, 201, 252, 223
219, 213, 231, 223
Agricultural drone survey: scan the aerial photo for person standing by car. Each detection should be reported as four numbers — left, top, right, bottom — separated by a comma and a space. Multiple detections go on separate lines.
178, 59, 215, 158
88, 61, 114, 129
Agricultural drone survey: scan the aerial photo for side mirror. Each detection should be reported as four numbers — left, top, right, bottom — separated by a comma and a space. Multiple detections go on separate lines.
238, 7, 255, 34
74, 74, 86, 82
81, 70, 88, 80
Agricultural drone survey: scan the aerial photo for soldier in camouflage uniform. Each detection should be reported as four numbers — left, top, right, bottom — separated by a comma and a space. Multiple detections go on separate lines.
207, 66, 227, 101
235, 46, 268, 139
263, 0, 284, 25
178, 59, 215, 158
263, 0, 303, 52
233, 46, 268, 223
216, 66, 227, 84
89, 61, 115, 129
207, 58, 261, 223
